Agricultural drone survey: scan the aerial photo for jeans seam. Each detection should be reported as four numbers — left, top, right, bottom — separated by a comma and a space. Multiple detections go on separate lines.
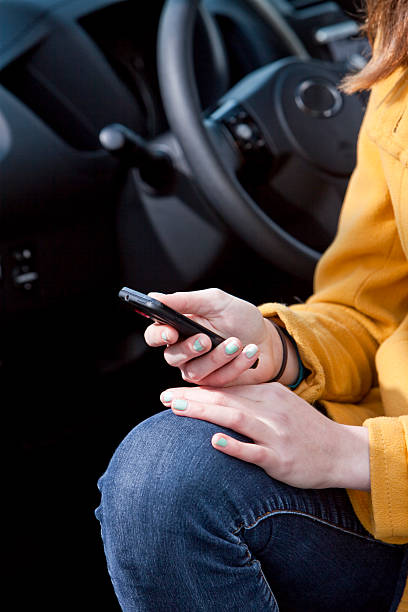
233, 508, 397, 545
236, 534, 279, 610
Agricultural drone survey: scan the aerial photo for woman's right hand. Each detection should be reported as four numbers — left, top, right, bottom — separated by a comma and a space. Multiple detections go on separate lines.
144, 288, 299, 387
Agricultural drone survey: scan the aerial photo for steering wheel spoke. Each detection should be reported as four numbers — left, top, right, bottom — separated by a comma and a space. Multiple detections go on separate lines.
203, 112, 243, 177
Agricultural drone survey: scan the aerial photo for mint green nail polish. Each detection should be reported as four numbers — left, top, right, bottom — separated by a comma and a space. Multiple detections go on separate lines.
225, 341, 239, 355
161, 331, 168, 342
244, 344, 258, 359
193, 339, 204, 352
173, 399, 188, 411
162, 391, 173, 403
216, 437, 228, 447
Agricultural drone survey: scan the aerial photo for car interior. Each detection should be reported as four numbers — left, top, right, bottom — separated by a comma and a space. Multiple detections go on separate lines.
1, 0, 367, 607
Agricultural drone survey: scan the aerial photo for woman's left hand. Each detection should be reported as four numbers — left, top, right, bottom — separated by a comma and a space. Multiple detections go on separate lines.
161, 383, 371, 491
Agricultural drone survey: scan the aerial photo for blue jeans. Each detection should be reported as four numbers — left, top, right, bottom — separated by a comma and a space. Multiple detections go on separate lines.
96, 410, 408, 611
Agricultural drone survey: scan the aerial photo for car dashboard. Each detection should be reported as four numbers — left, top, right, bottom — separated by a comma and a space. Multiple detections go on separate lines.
0, 0, 366, 317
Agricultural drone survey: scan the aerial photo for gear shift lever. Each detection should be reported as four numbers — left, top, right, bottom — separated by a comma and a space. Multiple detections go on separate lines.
99, 123, 173, 193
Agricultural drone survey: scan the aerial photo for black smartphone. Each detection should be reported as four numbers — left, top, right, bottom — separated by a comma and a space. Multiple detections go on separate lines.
118, 287, 225, 349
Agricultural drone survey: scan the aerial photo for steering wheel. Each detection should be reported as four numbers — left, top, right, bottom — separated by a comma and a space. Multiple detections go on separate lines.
157, 0, 363, 280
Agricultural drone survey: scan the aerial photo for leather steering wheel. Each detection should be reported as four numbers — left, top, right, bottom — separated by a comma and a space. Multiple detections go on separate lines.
157, 0, 363, 280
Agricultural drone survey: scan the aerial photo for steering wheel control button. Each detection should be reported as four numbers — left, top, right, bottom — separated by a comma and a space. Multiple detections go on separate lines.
222, 106, 269, 157
295, 79, 343, 118
234, 123, 254, 141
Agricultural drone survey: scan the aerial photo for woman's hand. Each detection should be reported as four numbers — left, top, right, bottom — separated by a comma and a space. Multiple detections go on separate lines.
144, 288, 299, 387
160, 383, 371, 491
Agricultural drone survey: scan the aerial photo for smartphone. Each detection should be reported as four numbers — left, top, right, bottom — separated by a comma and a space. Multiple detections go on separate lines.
118, 287, 225, 349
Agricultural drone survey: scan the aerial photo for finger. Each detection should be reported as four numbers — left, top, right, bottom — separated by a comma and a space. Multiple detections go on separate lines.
160, 384, 277, 406
176, 337, 244, 383
211, 434, 274, 470
162, 333, 213, 367
161, 337, 242, 378
144, 323, 180, 347
148, 288, 231, 318
191, 344, 260, 386
206, 381, 290, 402
160, 386, 247, 410
169, 379, 290, 404
166, 397, 263, 441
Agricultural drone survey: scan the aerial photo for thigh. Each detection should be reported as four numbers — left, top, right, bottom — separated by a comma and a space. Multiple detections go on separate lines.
97, 409, 406, 612
240, 502, 407, 612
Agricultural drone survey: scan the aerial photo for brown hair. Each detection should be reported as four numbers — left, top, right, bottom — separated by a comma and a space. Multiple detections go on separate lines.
342, 0, 408, 93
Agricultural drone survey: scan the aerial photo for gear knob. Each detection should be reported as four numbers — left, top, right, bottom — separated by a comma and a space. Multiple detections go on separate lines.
99, 123, 173, 193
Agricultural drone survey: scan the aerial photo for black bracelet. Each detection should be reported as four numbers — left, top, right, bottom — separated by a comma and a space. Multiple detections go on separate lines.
270, 321, 288, 382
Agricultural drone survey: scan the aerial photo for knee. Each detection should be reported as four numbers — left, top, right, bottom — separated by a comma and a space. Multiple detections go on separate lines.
98, 410, 177, 515
97, 409, 233, 522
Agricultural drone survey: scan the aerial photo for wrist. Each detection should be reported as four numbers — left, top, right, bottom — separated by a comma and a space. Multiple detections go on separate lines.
266, 319, 301, 386
332, 425, 371, 491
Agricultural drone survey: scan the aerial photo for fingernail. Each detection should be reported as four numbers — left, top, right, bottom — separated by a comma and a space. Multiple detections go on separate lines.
173, 399, 188, 411
225, 341, 239, 355
244, 344, 258, 359
215, 437, 228, 447
193, 338, 204, 352
161, 331, 169, 342
162, 391, 173, 403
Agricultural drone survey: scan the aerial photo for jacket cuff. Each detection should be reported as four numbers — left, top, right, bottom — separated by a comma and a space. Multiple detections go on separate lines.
258, 302, 325, 404
364, 416, 408, 541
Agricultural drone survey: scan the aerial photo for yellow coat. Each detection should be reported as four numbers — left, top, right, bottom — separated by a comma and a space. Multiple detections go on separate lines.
259, 68, 408, 609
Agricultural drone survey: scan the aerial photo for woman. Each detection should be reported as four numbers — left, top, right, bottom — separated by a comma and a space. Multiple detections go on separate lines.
96, 1, 408, 609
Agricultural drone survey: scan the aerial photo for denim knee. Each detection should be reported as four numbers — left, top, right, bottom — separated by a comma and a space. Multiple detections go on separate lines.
96, 410, 280, 610
97, 409, 250, 531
